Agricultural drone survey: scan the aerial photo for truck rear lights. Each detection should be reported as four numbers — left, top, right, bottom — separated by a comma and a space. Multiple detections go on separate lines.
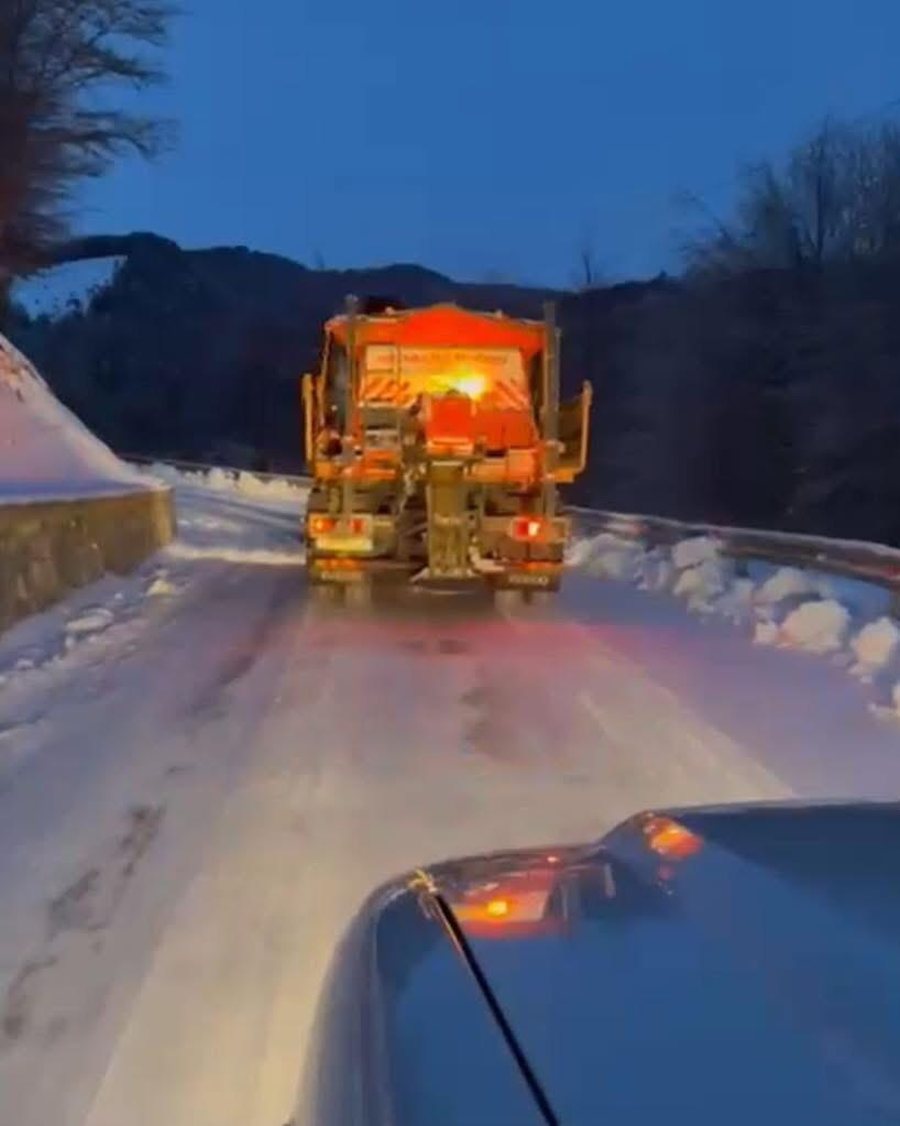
510, 516, 544, 540
308, 515, 368, 536
309, 515, 336, 536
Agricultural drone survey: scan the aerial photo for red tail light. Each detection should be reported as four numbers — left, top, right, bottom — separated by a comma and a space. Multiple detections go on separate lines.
309, 515, 336, 536
510, 516, 544, 540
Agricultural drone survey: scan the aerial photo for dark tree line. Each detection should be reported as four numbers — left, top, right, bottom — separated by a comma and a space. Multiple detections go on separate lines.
683, 116, 900, 274
564, 113, 900, 542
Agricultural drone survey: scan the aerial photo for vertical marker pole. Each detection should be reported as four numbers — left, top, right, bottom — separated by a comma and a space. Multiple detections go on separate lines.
542, 301, 559, 517
342, 294, 358, 520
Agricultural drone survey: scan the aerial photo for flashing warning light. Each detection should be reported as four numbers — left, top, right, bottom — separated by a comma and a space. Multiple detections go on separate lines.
451, 371, 487, 399
425, 368, 488, 401
511, 517, 544, 540
485, 898, 511, 918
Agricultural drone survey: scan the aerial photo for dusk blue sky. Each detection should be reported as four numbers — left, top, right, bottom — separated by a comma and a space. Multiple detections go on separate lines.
79, 0, 900, 286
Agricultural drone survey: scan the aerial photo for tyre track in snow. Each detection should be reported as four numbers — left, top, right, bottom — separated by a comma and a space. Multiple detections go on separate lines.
0, 547, 307, 1126
81, 584, 790, 1126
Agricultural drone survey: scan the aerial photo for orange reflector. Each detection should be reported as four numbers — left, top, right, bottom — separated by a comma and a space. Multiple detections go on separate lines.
485, 898, 510, 918
317, 558, 362, 571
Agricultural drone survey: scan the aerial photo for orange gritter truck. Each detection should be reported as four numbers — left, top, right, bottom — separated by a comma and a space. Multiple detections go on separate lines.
301, 297, 592, 598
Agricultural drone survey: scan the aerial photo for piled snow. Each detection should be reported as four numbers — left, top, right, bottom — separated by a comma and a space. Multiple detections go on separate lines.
672, 535, 719, 569
756, 567, 825, 606
665, 534, 732, 614
778, 599, 850, 654
635, 548, 674, 593
574, 533, 644, 581
166, 543, 303, 567
568, 523, 900, 716
850, 618, 900, 677
565, 536, 602, 568
147, 576, 179, 597
673, 558, 730, 607
144, 462, 307, 505
713, 577, 757, 624
0, 334, 146, 500
66, 608, 114, 637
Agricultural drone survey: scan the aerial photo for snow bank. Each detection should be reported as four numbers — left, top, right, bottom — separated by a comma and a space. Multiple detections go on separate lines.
667, 536, 734, 613
714, 578, 756, 624
778, 600, 850, 654
565, 536, 602, 568
569, 521, 900, 715
0, 334, 146, 500
852, 617, 900, 669
144, 462, 307, 504
635, 548, 674, 593
850, 617, 900, 680
672, 535, 719, 570
757, 567, 821, 605
147, 576, 179, 597
66, 608, 114, 637
572, 532, 645, 581
166, 543, 303, 566
673, 558, 730, 604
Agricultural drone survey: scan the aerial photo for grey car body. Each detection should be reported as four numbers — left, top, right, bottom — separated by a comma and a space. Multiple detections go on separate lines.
296, 801, 900, 1125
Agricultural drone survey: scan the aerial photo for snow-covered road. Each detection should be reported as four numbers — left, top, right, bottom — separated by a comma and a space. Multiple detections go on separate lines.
1, 482, 899, 1126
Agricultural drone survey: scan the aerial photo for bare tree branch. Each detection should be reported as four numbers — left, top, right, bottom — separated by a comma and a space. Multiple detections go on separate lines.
683, 114, 900, 276
571, 227, 605, 291
0, 0, 176, 294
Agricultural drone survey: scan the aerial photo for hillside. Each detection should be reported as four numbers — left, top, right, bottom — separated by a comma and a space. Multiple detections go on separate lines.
0, 331, 146, 500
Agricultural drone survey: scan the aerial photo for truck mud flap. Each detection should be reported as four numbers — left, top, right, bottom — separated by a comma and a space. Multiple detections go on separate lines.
411, 577, 486, 595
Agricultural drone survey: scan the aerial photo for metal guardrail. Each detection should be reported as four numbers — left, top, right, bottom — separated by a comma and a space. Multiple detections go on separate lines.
567, 505, 900, 595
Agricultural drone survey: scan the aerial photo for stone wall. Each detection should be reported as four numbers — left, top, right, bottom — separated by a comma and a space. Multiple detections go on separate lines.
0, 487, 176, 631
